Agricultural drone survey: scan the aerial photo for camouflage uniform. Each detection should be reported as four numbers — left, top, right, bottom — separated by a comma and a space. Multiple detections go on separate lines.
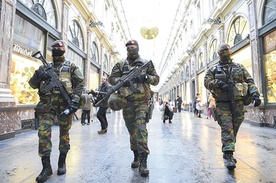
29, 59, 84, 157
109, 39, 159, 177
29, 40, 84, 181
109, 58, 159, 153
204, 43, 260, 170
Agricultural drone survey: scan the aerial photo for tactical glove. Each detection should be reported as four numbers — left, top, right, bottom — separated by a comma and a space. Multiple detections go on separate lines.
123, 80, 131, 87
35, 70, 50, 81
218, 80, 229, 92
62, 102, 79, 115
252, 94, 261, 107
134, 74, 147, 83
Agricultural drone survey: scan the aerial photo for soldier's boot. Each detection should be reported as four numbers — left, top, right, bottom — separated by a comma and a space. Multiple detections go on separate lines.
223, 153, 237, 163
36, 156, 53, 182
131, 150, 139, 168
224, 153, 236, 170
139, 152, 149, 177
57, 153, 67, 175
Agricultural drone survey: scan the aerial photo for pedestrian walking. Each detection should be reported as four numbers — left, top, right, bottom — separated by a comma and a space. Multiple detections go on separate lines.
207, 93, 216, 119
204, 43, 261, 170
195, 98, 202, 118
108, 39, 159, 177
176, 96, 183, 112
29, 40, 84, 182
193, 93, 200, 117
160, 101, 173, 123
81, 89, 93, 125
93, 76, 112, 134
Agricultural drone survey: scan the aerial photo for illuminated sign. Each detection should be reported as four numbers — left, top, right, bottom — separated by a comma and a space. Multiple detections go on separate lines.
13, 44, 33, 58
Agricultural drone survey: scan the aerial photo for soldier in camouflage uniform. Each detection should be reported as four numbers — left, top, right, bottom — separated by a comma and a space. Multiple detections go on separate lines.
204, 43, 261, 170
29, 40, 84, 182
108, 40, 159, 177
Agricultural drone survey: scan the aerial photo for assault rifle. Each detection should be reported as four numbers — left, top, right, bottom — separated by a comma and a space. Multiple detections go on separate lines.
32, 51, 77, 117
227, 64, 242, 121
94, 60, 153, 107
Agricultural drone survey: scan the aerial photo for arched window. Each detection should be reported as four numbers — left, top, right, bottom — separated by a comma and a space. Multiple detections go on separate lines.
68, 20, 84, 50
198, 52, 203, 69
103, 55, 108, 71
186, 66, 189, 77
181, 70, 185, 81
18, 0, 57, 28
227, 16, 249, 47
209, 39, 218, 62
91, 42, 99, 63
263, 0, 276, 25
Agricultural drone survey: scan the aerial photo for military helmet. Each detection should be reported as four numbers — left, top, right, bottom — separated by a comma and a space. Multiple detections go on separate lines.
218, 43, 230, 54
51, 40, 65, 50
125, 39, 138, 47
108, 93, 127, 111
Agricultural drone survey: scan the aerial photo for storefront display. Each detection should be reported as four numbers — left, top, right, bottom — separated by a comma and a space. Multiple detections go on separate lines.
11, 15, 45, 105
10, 54, 40, 104
264, 30, 276, 103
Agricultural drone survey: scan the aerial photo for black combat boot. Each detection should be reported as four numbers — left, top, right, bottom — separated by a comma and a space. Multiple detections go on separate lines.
223, 152, 237, 163
131, 150, 139, 168
224, 153, 236, 170
57, 153, 67, 175
139, 152, 149, 177
36, 156, 53, 182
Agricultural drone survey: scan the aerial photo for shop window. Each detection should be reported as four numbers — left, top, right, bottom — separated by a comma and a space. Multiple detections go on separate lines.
12, 15, 45, 105
68, 20, 84, 50
198, 52, 203, 69
91, 42, 99, 63
263, 0, 276, 25
227, 16, 249, 47
18, 0, 57, 28
265, 51, 276, 103
10, 55, 41, 104
264, 30, 276, 103
209, 39, 218, 62
67, 48, 84, 73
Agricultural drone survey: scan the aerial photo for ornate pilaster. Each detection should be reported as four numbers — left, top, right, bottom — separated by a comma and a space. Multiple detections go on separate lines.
247, 0, 262, 93
0, 0, 18, 138
0, 0, 16, 104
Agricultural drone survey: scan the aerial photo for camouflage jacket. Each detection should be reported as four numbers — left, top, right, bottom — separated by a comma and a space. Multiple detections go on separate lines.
109, 57, 159, 101
29, 59, 84, 112
204, 62, 260, 102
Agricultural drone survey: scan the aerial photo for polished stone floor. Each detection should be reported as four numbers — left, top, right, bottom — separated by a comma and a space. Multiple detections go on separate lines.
1, 104, 276, 183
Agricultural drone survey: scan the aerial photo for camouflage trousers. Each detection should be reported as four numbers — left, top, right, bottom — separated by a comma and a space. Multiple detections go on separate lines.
37, 109, 73, 157
216, 100, 244, 153
123, 100, 149, 154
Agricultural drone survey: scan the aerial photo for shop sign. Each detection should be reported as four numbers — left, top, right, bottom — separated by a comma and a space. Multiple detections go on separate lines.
13, 44, 33, 58
264, 29, 276, 53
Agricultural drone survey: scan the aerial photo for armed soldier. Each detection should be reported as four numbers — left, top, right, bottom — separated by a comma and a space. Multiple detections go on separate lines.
108, 40, 159, 177
204, 43, 261, 170
29, 40, 84, 182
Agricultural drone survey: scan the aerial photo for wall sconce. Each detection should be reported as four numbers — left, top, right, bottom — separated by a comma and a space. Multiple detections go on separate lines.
186, 49, 195, 54
110, 51, 119, 55
89, 21, 103, 28
207, 17, 221, 25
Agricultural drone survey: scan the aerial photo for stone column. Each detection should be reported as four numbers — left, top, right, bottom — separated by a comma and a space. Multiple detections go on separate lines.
0, 0, 16, 104
0, 0, 18, 139
247, 0, 262, 93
